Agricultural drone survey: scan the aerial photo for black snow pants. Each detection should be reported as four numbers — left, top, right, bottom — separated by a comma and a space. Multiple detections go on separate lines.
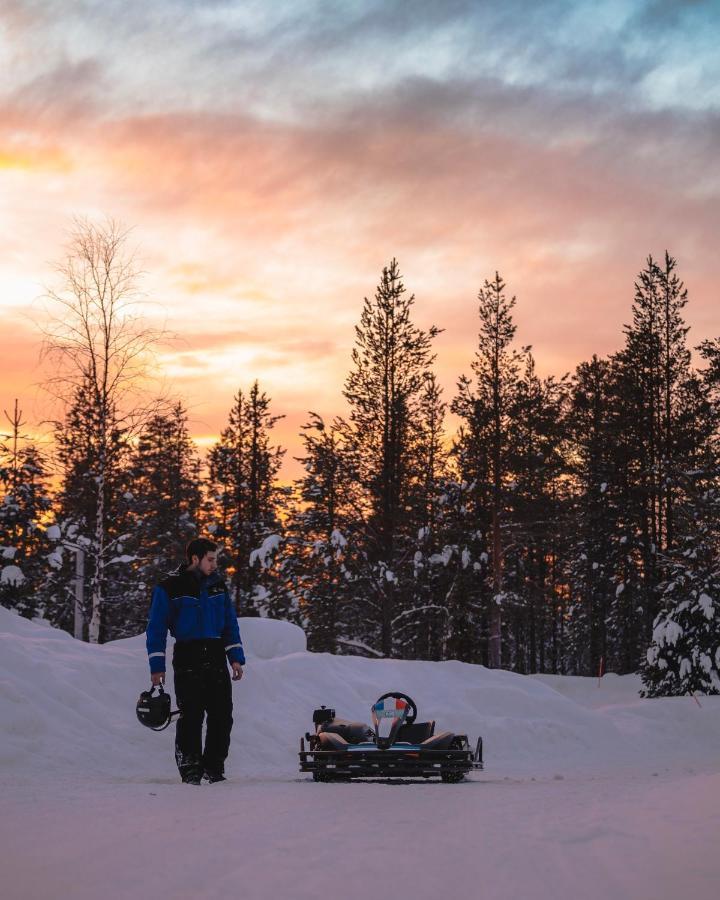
172, 639, 233, 779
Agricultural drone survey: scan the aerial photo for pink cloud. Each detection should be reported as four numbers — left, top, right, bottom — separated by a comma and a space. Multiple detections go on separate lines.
1, 70, 718, 478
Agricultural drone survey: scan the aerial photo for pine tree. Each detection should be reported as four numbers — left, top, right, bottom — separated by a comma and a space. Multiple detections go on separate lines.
112, 402, 202, 636
0, 402, 54, 619
49, 379, 131, 638
451, 273, 527, 667
640, 326, 720, 695
339, 259, 439, 656
504, 355, 569, 673
398, 374, 450, 660
619, 257, 689, 559
694, 337, 720, 464
207, 382, 285, 616
129, 403, 201, 563
443, 392, 494, 663
641, 474, 720, 696
278, 414, 355, 652
697, 337, 720, 411
564, 357, 625, 675
609, 253, 699, 669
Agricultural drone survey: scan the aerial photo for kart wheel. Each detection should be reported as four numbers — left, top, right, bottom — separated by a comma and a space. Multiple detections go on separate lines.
313, 769, 350, 783
441, 736, 467, 783
440, 770, 465, 784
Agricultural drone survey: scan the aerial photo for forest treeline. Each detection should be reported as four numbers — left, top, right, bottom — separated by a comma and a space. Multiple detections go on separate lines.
2, 221, 719, 697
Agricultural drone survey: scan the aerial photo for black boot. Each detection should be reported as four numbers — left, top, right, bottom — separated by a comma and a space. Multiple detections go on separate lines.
181, 770, 203, 785
203, 769, 226, 783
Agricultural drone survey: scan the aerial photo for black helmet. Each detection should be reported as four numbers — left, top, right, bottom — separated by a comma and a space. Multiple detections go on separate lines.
136, 684, 179, 731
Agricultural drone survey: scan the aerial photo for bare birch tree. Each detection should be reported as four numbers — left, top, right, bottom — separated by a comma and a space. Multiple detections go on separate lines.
41, 218, 164, 642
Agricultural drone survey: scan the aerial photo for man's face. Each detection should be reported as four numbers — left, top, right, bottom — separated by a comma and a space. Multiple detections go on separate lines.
194, 551, 218, 576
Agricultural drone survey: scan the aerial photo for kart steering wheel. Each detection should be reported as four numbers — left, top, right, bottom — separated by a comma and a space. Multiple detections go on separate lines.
375, 692, 417, 724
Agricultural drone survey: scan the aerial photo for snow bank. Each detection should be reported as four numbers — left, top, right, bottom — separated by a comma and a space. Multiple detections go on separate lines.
2, 607, 720, 900
2, 605, 720, 781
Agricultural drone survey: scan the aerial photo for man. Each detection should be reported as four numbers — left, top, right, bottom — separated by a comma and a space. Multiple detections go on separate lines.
146, 538, 245, 784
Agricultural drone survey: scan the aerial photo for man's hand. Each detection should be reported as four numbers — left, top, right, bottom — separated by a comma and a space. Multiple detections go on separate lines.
231, 662, 244, 681
151, 672, 165, 686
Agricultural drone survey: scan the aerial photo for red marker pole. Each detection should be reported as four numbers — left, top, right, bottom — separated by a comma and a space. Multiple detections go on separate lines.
597, 656, 604, 687
690, 692, 702, 708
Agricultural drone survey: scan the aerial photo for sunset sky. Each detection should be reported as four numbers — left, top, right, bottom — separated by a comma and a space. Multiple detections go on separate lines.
2, 0, 719, 476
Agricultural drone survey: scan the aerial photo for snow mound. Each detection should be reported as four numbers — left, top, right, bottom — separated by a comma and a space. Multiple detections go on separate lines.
235, 616, 306, 659
109, 614, 306, 660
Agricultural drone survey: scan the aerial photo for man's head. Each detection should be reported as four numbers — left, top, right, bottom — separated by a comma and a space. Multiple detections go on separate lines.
186, 537, 218, 577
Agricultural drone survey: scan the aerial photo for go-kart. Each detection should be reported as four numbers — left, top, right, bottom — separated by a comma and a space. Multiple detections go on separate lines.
299, 692, 483, 782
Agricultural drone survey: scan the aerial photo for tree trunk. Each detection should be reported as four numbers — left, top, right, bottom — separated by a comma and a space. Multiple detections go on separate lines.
89, 453, 105, 644
74, 547, 85, 641
489, 503, 502, 668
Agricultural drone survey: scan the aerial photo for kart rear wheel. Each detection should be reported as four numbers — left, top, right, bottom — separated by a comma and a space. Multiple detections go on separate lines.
441, 736, 467, 783
313, 769, 350, 783
440, 770, 465, 784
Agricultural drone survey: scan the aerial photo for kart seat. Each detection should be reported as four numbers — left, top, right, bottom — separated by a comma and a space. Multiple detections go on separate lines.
396, 721, 435, 743
319, 719, 372, 745
420, 731, 456, 751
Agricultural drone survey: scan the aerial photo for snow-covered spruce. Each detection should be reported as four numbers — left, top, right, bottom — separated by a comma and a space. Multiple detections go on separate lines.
641, 581, 720, 697
641, 486, 720, 697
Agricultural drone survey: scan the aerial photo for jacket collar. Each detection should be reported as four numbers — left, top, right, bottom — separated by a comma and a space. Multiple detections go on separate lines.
175, 564, 222, 589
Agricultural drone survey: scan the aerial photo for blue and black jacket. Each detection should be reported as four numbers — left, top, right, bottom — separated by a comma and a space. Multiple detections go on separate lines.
145, 566, 245, 674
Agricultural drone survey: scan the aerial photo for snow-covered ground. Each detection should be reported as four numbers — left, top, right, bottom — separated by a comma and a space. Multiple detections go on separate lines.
1, 607, 719, 900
